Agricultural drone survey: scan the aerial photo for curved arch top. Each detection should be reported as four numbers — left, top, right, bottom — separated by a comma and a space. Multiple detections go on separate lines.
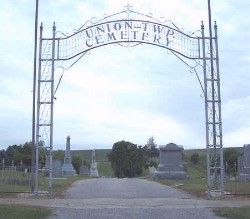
56, 19, 202, 61
40, 5, 206, 61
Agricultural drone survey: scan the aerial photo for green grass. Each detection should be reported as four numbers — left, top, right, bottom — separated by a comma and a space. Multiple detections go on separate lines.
213, 207, 250, 219
0, 170, 32, 193
95, 149, 111, 161
183, 149, 207, 169
0, 173, 90, 197
52, 175, 90, 196
152, 161, 208, 197
155, 178, 207, 197
97, 161, 114, 177
224, 180, 250, 195
0, 204, 52, 219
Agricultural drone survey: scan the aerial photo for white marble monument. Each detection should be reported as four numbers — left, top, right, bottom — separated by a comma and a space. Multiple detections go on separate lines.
89, 149, 99, 177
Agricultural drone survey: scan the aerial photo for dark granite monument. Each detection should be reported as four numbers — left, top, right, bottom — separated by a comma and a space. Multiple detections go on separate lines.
62, 136, 76, 176
238, 144, 250, 180
44, 156, 63, 178
52, 159, 63, 178
79, 165, 89, 176
153, 143, 188, 179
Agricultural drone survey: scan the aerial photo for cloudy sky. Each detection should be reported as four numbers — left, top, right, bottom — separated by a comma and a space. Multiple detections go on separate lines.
0, 0, 249, 150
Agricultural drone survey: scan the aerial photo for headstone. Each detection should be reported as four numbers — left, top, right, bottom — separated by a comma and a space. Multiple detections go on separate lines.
79, 165, 89, 176
61, 136, 77, 176
238, 144, 250, 180
243, 144, 250, 166
152, 143, 189, 179
44, 155, 51, 168
89, 150, 99, 177
44, 156, 63, 178
52, 159, 63, 178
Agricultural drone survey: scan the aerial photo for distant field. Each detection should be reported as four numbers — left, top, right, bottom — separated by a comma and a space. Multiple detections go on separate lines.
71, 149, 111, 162
71, 149, 113, 176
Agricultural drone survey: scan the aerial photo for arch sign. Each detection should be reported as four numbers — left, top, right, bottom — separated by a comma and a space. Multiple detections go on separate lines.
35, 5, 224, 197
56, 19, 200, 61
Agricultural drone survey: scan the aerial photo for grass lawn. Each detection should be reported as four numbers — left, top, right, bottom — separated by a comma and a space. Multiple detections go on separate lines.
0, 204, 52, 219
0, 174, 90, 197
213, 207, 250, 219
152, 161, 208, 197
97, 161, 114, 177
52, 175, 90, 196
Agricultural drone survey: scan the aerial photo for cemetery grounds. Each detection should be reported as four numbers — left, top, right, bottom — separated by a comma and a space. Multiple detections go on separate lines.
0, 149, 250, 218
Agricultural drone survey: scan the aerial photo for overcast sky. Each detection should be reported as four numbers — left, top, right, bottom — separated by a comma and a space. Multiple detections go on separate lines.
0, 0, 249, 150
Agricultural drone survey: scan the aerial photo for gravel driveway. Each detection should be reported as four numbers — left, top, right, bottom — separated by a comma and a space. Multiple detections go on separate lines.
48, 178, 227, 219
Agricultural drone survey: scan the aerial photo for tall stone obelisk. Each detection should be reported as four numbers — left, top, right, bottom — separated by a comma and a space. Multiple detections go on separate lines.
62, 136, 76, 176
89, 149, 99, 177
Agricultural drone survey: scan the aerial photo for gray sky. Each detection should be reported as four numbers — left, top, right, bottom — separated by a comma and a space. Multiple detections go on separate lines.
0, 0, 249, 150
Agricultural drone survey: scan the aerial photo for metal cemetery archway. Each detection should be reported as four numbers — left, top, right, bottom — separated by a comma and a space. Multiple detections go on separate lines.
35, 5, 224, 198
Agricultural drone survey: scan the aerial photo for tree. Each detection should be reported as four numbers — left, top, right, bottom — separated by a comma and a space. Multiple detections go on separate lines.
190, 152, 200, 165
4, 142, 46, 167
72, 156, 82, 174
13, 142, 32, 166
52, 150, 64, 161
0, 149, 7, 164
5, 145, 17, 165
142, 136, 159, 168
4, 142, 33, 166
145, 136, 156, 149
144, 136, 159, 158
108, 140, 146, 178
224, 148, 241, 174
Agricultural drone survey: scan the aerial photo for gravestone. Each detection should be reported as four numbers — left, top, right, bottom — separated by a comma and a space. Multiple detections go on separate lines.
62, 136, 77, 176
152, 143, 188, 179
238, 144, 250, 180
43, 155, 51, 176
44, 157, 63, 178
79, 165, 89, 176
89, 150, 99, 177
52, 159, 63, 178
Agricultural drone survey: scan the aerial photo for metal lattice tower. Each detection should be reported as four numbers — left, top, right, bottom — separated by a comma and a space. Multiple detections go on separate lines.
202, 21, 224, 198
35, 23, 55, 196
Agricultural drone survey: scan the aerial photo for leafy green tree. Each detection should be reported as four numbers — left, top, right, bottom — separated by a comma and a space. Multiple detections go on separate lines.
145, 136, 156, 148
5, 145, 17, 165
52, 150, 64, 161
3, 142, 33, 166
72, 156, 82, 174
13, 142, 32, 166
108, 140, 146, 178
6, 142, 49, 167
224, 148, 241, 174
190, 152, 200, 165
145, 136, 159, 157
0, 149, 7, 162
143, 136, 159, 168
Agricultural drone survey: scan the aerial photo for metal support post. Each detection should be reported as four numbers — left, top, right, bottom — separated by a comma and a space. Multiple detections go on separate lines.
49, 22, 56, 198
214, 21, 224, 196
32, 0, 39, 193
35, 23, 43, 194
